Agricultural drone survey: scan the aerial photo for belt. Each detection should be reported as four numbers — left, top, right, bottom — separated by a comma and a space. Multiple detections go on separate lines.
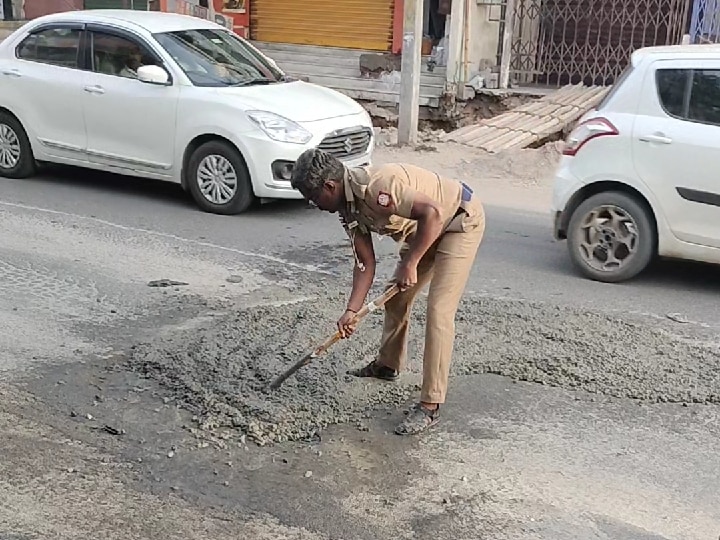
453, 182, 473, 218
461, 182, 473, 202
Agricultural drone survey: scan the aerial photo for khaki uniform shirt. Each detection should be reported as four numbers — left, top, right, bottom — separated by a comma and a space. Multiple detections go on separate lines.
339, 163, 473, 268
339, 162, 465, 240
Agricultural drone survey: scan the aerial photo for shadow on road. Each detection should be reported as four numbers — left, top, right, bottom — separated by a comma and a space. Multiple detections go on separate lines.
643, 257, 720, 292
31, 164, 310, 217
544, 250, 720, 296
484, 205, 720, 297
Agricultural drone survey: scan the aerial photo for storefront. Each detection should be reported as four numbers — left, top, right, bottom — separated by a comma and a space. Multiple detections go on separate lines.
250, 0, 396, 51
24, 0, 81, 19
213, 0, 249, 37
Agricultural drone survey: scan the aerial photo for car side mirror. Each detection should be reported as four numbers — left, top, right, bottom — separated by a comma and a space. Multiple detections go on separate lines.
137, 65, 170, 85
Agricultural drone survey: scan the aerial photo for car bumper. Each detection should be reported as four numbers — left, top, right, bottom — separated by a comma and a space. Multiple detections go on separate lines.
551, 161, 585, 240
241, 114, 374, 200
255, 151, 372, 200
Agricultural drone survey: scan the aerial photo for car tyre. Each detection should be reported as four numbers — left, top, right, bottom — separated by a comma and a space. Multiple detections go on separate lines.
567, 191, 656, 283
186, 139, 255, 215
0, 111, 36, 179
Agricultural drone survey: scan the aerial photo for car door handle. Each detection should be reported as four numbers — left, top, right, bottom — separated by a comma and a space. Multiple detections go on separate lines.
639, 133, 673, 144
1, 68, 21, 77
83, 85, 105, 95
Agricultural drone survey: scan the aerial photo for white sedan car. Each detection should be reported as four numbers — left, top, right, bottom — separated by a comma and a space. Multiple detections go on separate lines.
0, 10, 374, 214
552, 43, 720, 282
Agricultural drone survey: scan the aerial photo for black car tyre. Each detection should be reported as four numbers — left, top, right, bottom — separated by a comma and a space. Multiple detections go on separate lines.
567, 191, 656, 283
0, 111, 36, 179
186, 139, 255, 215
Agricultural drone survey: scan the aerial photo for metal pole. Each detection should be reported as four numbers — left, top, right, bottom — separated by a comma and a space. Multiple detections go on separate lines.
397, 0, 424, 145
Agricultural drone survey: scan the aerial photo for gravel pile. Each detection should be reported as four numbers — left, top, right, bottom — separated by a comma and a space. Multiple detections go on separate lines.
129, 295, 720, 445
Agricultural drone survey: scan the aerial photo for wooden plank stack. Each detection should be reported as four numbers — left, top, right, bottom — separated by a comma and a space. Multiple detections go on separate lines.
442, 84, 611, 153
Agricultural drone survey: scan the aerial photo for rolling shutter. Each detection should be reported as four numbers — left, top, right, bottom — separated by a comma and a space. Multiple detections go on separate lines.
250, 0, 395, 51
84, 0, 149, 9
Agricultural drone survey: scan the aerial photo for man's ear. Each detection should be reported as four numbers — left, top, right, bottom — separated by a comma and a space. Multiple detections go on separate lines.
323, 180, 337, 192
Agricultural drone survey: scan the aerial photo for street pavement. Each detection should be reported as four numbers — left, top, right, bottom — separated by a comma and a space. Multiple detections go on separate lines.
2, 162, 719, 330
0, 162, 719, 539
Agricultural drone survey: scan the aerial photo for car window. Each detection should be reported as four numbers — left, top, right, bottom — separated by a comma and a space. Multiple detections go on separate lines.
656, 68, 689, 118
90, 31, 160, 79
16, 27, 82, 69
687, 70, 720, 126
656, 67, 720, 126
154, 28, 283, 87
596, 64, 634, 110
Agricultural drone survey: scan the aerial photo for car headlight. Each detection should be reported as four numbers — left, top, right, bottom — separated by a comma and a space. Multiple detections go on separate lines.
363, 107, 373, 125
246, 110, 312, 144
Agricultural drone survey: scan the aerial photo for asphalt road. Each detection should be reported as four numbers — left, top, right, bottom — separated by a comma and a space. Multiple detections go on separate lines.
1, 165, 719, 540
2, 164, 719, 331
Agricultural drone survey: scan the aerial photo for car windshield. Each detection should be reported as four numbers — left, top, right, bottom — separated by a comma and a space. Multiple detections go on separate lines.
154, 28, 285, 87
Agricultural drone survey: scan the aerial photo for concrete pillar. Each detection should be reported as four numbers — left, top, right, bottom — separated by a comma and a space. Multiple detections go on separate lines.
398, 0, 423, 145
445, 0, 465, 91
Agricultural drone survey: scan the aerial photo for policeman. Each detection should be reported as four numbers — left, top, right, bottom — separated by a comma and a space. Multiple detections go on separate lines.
290, 148, 485, 435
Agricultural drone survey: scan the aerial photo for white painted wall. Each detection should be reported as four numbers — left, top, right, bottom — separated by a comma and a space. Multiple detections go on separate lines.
461, 0, 544, 83
468, 3, 501, 76
445, 0, 503, 89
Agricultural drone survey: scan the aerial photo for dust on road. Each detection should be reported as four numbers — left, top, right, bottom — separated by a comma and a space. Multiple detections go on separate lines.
129, 289, 720, 446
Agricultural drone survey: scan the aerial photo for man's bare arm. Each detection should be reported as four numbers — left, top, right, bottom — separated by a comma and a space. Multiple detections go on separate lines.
399, 192, 444, 267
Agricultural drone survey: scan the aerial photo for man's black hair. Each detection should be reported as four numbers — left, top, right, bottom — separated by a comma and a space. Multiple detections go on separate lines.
290, 148, 345, 199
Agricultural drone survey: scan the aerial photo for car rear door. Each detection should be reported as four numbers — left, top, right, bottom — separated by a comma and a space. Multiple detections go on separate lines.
3, 23, 89, 161
632, 57, 720, 249
82, 24, 179, 177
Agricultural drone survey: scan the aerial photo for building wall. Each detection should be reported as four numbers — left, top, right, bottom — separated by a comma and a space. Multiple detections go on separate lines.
468, 4, 500, 76
12, 0, 23, 18
24, 0, 83, 19
0, 20, 25, 38
465, 2, 540, 82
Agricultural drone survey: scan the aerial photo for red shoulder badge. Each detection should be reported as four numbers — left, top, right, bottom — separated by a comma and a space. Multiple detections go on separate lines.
377, 191, 392, 208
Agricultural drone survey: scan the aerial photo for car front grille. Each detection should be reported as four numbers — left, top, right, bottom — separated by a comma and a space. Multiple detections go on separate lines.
317, 127, 373, 160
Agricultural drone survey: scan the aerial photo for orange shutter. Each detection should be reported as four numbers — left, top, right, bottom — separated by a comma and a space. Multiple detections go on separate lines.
251, 0, 395, 51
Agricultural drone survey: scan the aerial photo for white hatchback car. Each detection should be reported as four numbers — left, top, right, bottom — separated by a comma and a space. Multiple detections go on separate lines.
0, 10, 374, 214
552, 43, 720, 282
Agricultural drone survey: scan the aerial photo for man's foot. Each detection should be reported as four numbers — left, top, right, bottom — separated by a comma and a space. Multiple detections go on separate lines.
347, 359, 399, 381
394, 403, 440, 436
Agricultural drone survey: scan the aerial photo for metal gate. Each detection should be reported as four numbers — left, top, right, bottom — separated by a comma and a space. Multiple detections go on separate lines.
506, 0, 692, 87
690, 0, 720, 42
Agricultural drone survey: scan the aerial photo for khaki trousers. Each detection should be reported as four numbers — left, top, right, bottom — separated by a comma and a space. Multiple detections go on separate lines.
378, 196, 486, 404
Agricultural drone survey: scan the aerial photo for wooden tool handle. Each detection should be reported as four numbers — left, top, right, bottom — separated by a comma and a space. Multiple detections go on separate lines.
315, 283, 400, 354
267, 285, 400, 390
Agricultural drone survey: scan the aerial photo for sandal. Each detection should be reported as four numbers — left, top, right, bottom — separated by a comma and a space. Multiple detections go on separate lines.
347, 359, 399, 381
394, 403, 440, 436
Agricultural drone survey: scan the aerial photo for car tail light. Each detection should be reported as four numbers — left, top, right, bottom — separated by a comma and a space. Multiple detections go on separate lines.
562, 117, 619, 156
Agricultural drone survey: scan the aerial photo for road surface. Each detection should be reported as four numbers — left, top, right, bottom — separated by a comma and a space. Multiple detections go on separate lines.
0, 152, 718, 540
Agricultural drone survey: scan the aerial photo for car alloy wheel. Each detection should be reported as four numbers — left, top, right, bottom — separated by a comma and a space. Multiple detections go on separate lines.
577, 204, 639, 272
0, 123, 21, 170
196, 154, 238, 205
567, 191, 656, 283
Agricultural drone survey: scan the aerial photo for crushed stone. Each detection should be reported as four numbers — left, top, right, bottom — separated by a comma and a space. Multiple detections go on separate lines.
128, 294, 720, 445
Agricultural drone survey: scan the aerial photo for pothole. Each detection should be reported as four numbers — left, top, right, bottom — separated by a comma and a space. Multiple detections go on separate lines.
128, 294, 720, 446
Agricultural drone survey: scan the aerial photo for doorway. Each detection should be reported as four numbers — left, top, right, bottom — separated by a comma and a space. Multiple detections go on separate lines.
424, 0, 449, 43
